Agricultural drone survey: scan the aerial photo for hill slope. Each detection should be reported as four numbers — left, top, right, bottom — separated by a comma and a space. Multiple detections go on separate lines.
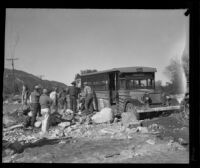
3, 68, 67, 97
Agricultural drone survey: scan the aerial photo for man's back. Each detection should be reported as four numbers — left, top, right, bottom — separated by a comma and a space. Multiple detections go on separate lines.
39, 94, 52, 109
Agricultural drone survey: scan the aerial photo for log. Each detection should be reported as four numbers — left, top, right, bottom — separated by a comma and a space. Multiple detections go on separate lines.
3, 124, 24, 132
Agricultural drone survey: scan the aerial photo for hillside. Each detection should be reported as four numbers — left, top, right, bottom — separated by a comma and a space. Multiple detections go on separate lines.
3, 68, 68, 97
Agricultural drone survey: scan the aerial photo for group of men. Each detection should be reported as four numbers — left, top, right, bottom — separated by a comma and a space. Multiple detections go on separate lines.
21, 81, 95, 136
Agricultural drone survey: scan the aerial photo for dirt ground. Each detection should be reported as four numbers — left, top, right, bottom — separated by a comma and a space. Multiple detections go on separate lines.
2, 103, 189, 163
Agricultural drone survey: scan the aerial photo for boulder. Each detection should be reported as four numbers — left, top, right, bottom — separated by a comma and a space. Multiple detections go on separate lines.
34, 121, 42, 128
121, 112, 140, 128
91, 107, 114, 124
136, 126, 148, 133
58, 122, 71, 128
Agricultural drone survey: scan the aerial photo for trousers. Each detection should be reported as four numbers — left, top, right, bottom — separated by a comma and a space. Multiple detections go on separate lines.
41, 108, 50, 133
70, 96, 77, 113
30, 103, 40, 127
85, 93, 94, 114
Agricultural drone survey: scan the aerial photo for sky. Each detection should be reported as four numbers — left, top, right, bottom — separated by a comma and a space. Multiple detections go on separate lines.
5, 9, 189, 86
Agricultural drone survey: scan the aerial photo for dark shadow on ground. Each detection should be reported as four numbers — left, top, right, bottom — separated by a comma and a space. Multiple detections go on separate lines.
3, 137, 73, 156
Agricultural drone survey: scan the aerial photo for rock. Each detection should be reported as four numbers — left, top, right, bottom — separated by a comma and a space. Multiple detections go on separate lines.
3, 115, 17, 127
121, 112, 140, 128
178, 138, 188, 145
146, 139, 156, 145
9, 141, 24, 153
3, 100, 9, 104
58, 122, 71, 128
2, 156, 13, 163
136, 126, 148, 133
3, 148, 15, 156
100, 128, 116, 135
148, 123, 159, 129
168, 141, 186, 151
105, 152, 120, 158
13, 101, 19, 104
120, 150, 134, 158
91, 107, 114, 124
34, 121, 42, 128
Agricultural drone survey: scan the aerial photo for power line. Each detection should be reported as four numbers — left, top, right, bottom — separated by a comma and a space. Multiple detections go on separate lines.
6, 58, 19, 93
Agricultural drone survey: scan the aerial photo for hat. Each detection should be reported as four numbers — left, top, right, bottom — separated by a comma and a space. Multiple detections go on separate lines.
35, 85, 40, 89
71, 81, 76, 85
43, 89, 48, 94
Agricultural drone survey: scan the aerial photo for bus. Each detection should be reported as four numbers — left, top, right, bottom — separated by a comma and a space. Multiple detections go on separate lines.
80, 66, 180, 121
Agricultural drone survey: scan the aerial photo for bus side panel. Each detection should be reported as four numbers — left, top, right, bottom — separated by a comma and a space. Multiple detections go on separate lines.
95, 90, 110, 111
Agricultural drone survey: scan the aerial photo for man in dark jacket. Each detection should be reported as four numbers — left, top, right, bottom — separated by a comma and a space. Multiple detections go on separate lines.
67, 81, 79, 113
29, 85, 41, 128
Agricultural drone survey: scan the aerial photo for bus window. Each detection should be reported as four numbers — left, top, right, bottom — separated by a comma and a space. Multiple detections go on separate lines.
140, 79, 147, 87
120, 79, 126, 89
133, 80, 139, 88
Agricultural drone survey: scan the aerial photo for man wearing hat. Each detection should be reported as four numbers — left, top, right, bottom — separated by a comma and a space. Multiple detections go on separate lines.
29, 85, 41, 128
39, 88, 52, 135
67, 81, 79, 113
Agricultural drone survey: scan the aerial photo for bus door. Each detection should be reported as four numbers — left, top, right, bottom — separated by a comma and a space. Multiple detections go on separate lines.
108, 72, 118, 105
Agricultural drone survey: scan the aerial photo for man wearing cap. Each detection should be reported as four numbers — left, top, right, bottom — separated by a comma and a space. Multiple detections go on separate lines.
67, 81, 79, 113
39, 89, 52, 135
29, 85, 41, 128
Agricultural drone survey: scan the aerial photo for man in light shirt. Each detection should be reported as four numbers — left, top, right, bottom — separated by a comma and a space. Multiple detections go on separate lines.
50, 87, 58, 113
83, 82, 94, 115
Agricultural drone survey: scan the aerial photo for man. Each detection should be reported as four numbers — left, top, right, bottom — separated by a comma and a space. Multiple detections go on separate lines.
58, 89, 67, 110
50, 87, 59, 113
22, 84, 29, 106
39, 88, 52, 135
67, 81, 79, 113
83, 82, 94, 115
29, 85, 41, 128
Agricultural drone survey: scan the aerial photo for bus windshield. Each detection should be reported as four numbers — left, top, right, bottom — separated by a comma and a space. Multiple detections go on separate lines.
120, 78, 154, 89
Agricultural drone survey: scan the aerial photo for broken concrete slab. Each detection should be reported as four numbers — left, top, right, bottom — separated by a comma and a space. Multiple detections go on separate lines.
91, 107, 114, 124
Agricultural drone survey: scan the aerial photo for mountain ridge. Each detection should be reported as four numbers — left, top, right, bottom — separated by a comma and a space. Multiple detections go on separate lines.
3, 68, 68, 97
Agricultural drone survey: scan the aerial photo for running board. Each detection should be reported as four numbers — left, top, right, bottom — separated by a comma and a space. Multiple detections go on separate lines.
137, 105, 181, 113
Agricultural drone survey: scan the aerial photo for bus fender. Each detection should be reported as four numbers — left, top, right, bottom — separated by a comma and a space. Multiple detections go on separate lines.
123, 98, 143, 112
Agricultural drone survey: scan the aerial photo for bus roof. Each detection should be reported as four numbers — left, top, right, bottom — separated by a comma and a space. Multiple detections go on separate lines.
81, 66, 157, 76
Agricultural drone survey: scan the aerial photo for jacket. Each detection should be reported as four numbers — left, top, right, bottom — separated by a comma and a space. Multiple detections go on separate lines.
30, 91, 40, 104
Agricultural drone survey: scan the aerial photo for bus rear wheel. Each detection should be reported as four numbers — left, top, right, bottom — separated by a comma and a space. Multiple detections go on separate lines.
125, 103, 140, 121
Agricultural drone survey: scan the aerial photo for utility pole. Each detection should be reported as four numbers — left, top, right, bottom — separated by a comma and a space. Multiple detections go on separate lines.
6, 58, 19, 93
37, 75, 45, 88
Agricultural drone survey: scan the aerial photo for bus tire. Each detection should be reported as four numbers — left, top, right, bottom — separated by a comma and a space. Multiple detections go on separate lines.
125, 102, 140, 121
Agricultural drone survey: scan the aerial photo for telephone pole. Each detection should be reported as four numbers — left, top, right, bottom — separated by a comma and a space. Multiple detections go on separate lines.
6, 58, 19, 93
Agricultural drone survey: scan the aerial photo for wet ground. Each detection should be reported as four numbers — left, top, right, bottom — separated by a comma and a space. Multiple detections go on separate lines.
2, 103, 189, 163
